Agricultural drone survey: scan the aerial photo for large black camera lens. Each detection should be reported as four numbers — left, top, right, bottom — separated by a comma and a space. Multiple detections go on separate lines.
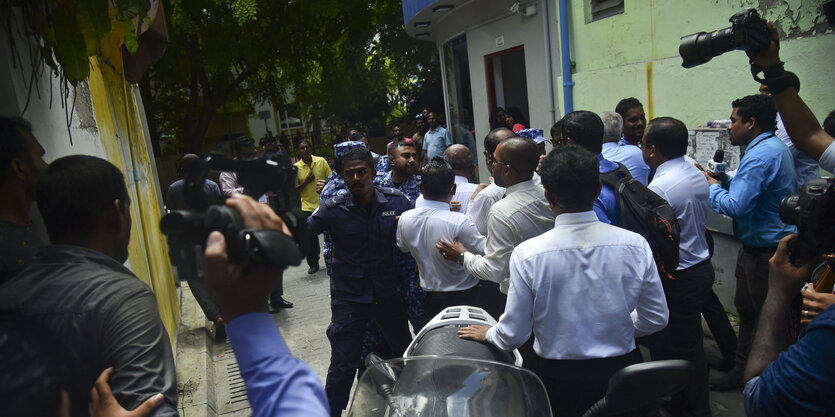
779, 194, 800, 225
679, 27, 736, 68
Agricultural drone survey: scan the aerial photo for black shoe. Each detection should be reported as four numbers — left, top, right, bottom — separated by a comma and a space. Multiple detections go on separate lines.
269, 297, 294, 311
709, 365, 744, 391
707, 355, 734, 372
308, 265, 320, 274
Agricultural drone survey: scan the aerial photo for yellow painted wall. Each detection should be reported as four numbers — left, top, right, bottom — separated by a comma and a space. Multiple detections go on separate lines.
87, 58, 180, 342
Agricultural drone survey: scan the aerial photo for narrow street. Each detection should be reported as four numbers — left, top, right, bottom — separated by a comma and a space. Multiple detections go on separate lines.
176, 236, 747, 417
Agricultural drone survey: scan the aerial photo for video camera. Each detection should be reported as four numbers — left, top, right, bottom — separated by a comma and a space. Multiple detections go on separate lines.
780, 178, 835, 267
679, 9, 770, 68
160, 153, 302, 277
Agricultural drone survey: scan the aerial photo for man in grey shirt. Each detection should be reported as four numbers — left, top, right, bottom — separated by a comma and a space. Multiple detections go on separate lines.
0, 155, 177, 417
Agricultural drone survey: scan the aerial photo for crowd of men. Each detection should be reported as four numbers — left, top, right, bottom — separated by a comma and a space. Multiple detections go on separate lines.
1, 21, 834, 417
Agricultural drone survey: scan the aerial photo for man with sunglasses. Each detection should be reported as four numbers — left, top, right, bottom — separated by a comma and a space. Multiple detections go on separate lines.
437, 136, 553, 302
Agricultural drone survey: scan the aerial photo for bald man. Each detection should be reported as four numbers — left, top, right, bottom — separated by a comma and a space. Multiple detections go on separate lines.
444, 144, 479, 214
437, 137, 554, 295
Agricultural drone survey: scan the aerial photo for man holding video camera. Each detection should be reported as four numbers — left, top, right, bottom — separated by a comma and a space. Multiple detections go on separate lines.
704, 94, 797, 390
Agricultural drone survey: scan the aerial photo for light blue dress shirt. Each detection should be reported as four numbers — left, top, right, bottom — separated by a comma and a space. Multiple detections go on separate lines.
595, 154, 620, 226
709, 132, 797, 247
601, 141, 651, 185
227, 313, 328, 417
422, 126, 452, 160
821, 141, 835, 174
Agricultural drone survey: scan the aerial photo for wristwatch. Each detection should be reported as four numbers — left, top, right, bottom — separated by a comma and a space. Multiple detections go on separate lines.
456, 252, 466, 265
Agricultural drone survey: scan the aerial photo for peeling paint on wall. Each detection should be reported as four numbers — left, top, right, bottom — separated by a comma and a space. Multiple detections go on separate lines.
756, 0, 832, 37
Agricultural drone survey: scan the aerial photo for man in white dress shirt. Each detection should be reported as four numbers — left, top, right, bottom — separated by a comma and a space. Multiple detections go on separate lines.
642, 117, 714, 417
459, 145, 669, 417
466, 127, 514, 235
397, 158, 487, 318
444, 144, 479, 214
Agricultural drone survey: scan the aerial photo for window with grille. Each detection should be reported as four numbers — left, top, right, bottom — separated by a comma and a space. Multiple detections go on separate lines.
590, 0, 624, 21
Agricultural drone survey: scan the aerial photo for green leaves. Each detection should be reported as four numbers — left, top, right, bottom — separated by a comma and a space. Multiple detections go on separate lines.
3, 0, 152, 85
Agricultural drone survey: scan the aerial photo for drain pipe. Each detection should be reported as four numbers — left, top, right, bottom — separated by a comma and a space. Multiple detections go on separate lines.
558, 0, 574, 114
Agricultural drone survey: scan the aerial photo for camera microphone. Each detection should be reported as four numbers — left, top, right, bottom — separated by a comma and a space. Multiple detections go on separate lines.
707, 149, 727, 174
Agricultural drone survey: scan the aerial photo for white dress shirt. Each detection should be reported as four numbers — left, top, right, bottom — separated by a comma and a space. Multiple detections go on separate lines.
467, 173, 542, 236
648, 157, 710, 270
485, 211, 669, 360
397, 199, 486, 291
463, 178, 554, 294
452, 175, 479, 214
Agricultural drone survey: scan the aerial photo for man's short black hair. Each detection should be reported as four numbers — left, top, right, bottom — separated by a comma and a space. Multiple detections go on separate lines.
645, 117, 689, 159
550, 120, 563, 139
341, 148, 375, 173
0, 116, 34, 183
483, 127, 513, 155
561, 111, 604, 154
349, 130, 366, 142
615, 97, 643, 118
387, 139, 415, 158
732, 94, 778, 133
540, 145, 599, 210
421, 157, 455, 197
233, 136, 255, 153
823, 109, 835, 138
36, 155, 128, 242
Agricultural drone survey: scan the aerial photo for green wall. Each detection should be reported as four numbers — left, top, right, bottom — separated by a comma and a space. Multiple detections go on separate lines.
558, 0, 834, 128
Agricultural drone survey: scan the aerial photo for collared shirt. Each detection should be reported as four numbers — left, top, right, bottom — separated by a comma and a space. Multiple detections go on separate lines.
452, 175, 479, 214
466, 173, 543, 236
775, 113, 820, 188
596, 154, 621, 226
709, 132, 797, 247
423, 125, 452, 160
228, 313, 328, 417
308, 187, 413, 303
648, 157, 710, 269
601, 141, 651, 185
219, 171, 243, 197
463, 179, 554, 293
294, 155, 332, 212
375, 172, 421, 202
467, 181, 505, 236
485, 211, 669, 359
0, 245, 178, 416
397, 199, 486, 292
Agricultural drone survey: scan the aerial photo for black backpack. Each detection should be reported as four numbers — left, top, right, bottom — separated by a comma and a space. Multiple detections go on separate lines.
601, 163, 681, 279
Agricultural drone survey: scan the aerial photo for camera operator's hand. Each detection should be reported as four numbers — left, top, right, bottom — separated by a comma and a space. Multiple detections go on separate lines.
204, 194, 291, 321
801, 286, 835, 325
747, 20, 781, 71
768, 234, 813, 296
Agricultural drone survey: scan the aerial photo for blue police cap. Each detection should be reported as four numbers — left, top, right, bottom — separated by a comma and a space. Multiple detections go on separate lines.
516, 128, 546, 144
334, 141, 366, 159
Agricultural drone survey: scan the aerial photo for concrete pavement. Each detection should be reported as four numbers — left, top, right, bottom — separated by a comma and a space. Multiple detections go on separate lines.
175, 244, 747, 416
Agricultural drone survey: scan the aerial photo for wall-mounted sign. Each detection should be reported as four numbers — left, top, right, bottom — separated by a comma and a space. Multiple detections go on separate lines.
496, 35, 504, 47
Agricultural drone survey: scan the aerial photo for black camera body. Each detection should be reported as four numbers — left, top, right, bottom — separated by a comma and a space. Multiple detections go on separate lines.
780, 178, 835, 266
160, 154, 302, 278
679, 9, 770, 68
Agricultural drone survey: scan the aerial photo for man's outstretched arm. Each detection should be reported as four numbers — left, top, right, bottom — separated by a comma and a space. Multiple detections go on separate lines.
204, 195, 328, 417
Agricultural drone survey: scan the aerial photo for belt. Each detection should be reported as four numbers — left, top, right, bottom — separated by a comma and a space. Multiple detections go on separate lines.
742, 244, 778, 256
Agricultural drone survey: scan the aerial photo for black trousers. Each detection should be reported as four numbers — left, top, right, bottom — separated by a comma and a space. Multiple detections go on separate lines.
702, 287, 738, 362
647, 260, 714, 417
269, 271, 285, 304
325, 296, 412, 414
299, 210, 320, 268
539, 349, 642, 417
424, 282, 487, 319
